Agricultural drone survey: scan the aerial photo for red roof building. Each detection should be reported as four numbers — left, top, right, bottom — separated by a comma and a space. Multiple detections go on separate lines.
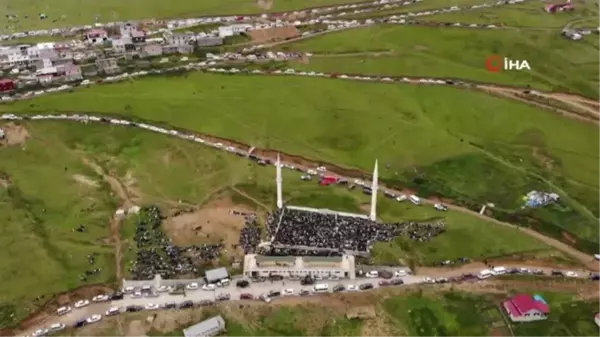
503, 294, 549, 322
0, 79, 15, 92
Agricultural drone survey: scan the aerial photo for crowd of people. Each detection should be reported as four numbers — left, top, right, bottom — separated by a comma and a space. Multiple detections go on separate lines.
267, 208, 446, 252
128, 206, 223, 280
236, 212, 262, 254
257, 246, 343, 257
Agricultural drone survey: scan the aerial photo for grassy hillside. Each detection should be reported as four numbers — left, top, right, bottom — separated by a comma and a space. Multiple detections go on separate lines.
285, 25, 599, 98
0, 120, 561, 328
2, 72, 597, 250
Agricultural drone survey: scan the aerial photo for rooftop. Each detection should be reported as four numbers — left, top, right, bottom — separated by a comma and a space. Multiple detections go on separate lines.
183, 315, 225, 337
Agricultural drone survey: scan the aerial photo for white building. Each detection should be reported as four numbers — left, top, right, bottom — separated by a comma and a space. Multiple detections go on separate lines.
243, 254, 356, 279
183, 316, 226, 337
218, 24, 252, 37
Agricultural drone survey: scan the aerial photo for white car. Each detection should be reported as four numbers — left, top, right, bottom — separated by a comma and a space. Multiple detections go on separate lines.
186, 282, 199, 290
56, 306, 71, 315
394, 270, 407, 277
86, 314, 102, 324
565, 271, 578, 278
282, 288, 294, 296
365, 271, 379, 278
48, 323, 65, 332
105, 307, 121, 316
346, 285, 358, 292
32, 328, 48, 337
202, 284, 216, 291
157, 285, 169, 292
422, 277, 435, 283
92, 294, 109, 302
145, 303, 160, 310
74, 300, 90, 308
123, 286, 135, 293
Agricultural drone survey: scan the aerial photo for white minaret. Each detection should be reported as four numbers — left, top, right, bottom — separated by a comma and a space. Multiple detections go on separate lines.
276, 153, 283, 209
370, 159, 378, 221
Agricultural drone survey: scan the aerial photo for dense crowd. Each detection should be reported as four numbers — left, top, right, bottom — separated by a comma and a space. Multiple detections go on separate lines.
236, 213, 262, 254
267, 208, 445, 252
128, 206, 223, 280
257, 246, 343, 257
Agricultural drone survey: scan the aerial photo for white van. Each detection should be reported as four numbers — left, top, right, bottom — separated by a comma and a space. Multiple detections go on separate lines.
313, 283, 329, 293
409, 195, 421, 205
478, 269, 492, 279
492, 266, 506, 275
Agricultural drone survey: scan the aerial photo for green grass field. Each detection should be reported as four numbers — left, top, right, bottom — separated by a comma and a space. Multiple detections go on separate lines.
2, 72, 598, 251
1, 119, 569, 328
285, 25, 599, 98
0, 0, 367, 31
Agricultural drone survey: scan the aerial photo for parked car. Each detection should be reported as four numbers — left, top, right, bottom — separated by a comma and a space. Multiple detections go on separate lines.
179, 300, 194, 309
268, 290, 281, 298
126, 305, 143, 312
105, 307, 120, 316
379, 280, 391, 287
186, 282, 199, 290
197, 300, 214, 307
236, 280, 250, 288
301, 276, 315, 285
202, 284, 216, 291
365, 271, 378, 278
216, 293, 231, 301
391, 278, 404, 285
299, 289, 311, 296
346, 285, 358, 291
164, 302, 177, 309
394, 270, 407, 277
565, 271, 578, 278
57, 306, 72, 316
73, 319, 87, 328
333, 284, 345, 292
110, 292, 124, 300
551, 270, 564, 276
32, 328, 48, 336
359, 283, 374, 290
157, 285, 169, 292
282, 288, 295, 296
590, 273, 600, 281
92, 294, 110, 302
49, 323, 65, 332
122, 286, 135, 294
74, 300, 90, 308
130, 291, 142, 298
240, 293, 254, 300
86, 314, 102, 324
145, 292, 160, 298
145, 303, 160, 310
217, 279, 230, 287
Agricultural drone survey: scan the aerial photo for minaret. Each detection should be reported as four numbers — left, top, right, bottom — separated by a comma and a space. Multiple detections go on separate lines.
370, 159, 378, 221
276, 153, 283, 209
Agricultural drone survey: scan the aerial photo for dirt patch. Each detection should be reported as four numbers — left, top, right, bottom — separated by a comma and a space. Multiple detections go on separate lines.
359, 203, 370, 213
72, 174, 100, 188
164, 196, 256, 257
256, 0, 273, 10
0, 122, 30, 146
561, 231, 577, 245
247, 26, 300, 43
0, 173, 11, 188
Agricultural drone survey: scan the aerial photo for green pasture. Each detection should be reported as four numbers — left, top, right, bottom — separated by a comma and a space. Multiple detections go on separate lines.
285, 25, 599, 98
1, 119, 568, 328
1, 72, 597, 248
0, 0, 367, 31
424, 0, 599, 28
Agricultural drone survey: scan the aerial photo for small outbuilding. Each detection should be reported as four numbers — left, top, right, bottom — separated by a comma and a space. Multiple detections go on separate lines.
205, 267, 229, 284
183, 315, 226, 337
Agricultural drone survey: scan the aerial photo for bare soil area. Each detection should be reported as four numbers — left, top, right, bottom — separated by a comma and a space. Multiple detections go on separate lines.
256, 0, 274, 10
72, 174, 100, 188
248, 26, 300, 43
0, 122, 30, 146
163, 197, 256, 257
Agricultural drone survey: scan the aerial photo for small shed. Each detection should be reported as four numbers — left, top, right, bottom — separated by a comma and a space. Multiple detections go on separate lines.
205, 267, 229, 284
183, 315, 226, 337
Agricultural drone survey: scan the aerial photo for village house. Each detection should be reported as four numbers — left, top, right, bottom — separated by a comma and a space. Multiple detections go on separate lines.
177, 45, 194, 54
95, 57, 120, 74
196, 36, 224, 47
59, 63, 82, 81
85, 29, 108, 44
0, 47, 29, 67
218, 24, 252, 37
112, 36, 135, 54
166, 33, 196, 46
131, 30, 146, 43
162, 45, 179, 55
141, 44, 163, 58
503, 294, 549, 322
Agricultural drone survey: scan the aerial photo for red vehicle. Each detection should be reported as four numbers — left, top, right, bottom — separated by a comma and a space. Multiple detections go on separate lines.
239, 293, 254, 300
319, 176, 338, 186
0, 79, 15, 92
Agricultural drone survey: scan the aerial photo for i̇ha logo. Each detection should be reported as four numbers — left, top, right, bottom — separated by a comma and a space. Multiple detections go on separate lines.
486, 55, 531, 72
